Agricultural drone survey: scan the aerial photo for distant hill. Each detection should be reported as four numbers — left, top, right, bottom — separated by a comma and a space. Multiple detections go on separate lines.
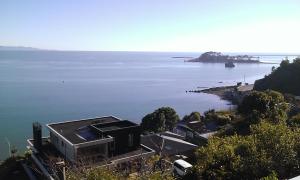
188, 51, 260, 63
0, 46, 40, 51
254, 58, 300, 96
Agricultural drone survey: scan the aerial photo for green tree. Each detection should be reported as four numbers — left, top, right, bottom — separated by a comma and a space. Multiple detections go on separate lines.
194, 122, 300, 179
280, 59, 289, 67
238, 90, 288, 124
287, 113, 300, 128
251, 122, 299, 177
182, 112, 201, 123
141, 107, 180, 132
260, 171, 278, 180
204, 109, 233, 126
254, 58, 300, 95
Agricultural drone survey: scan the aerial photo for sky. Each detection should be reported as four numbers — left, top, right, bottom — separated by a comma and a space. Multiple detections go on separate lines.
0, 0, 300, 53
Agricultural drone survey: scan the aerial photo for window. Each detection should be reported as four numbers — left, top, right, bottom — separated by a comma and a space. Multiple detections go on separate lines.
128, 134, 134, 147
61, 141, 64, 147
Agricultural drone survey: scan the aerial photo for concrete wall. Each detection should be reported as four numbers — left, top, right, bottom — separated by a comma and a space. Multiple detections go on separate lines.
49, 131, 75, 162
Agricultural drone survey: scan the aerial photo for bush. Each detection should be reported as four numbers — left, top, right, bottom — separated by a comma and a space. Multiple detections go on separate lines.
194, 122, 300, 179
238, 90, 288, 124
141, 107, 180, 133
287, 113, 300, 128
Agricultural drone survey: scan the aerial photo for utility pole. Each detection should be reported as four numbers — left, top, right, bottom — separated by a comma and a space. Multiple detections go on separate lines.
5, 138, 11, 157
56, 161, 66, 180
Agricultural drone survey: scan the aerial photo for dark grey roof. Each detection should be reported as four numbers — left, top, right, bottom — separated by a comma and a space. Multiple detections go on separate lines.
159, 131, 185, 140
141, 133, 197, 157
47, 116, 120, 144
92, 120, 138, 132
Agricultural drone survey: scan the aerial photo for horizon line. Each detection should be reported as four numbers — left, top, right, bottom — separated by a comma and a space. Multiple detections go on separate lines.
1, 45, 300, 56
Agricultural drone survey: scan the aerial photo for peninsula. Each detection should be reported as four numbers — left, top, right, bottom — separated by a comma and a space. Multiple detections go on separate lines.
0, 46, 40, 51
188, 51, 260, 63
189, 84, 254, 104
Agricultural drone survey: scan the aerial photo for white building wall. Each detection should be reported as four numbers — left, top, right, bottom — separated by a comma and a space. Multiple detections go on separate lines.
50, 131, 76, 162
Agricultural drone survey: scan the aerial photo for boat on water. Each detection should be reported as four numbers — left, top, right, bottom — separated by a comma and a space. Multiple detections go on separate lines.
225, 61, 235, 68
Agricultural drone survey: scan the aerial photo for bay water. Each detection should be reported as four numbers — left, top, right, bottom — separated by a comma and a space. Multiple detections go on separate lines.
0, 51, 293, 159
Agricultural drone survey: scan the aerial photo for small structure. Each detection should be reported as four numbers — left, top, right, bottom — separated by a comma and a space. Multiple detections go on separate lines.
141, 131, 198, 159
33, 122, 42, 151
233, 84, 254, 104
225, 61, 235, 68
173, 123, 217, 146
237, 84, 254, 92
173, 124, 195, 140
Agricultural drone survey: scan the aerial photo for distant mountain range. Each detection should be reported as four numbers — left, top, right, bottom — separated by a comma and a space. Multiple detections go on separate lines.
0, 46, 40, 51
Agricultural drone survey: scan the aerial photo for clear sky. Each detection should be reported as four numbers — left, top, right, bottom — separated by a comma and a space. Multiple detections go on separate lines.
1, 0, 300, 53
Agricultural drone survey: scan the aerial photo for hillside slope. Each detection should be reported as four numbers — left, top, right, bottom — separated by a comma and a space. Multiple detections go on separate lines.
254, 58, 300, 95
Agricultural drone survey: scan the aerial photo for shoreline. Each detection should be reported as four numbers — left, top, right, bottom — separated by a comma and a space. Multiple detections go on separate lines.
189, 84, 254, 104
186, 60, 278, 64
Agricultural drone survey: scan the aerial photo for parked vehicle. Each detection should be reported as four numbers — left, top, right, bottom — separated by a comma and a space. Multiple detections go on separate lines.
173, 159, 192, 177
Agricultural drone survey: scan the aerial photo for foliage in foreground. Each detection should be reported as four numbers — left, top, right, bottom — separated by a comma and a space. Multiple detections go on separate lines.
67, 166, 174, 180
195, 121, 300, 179
67, 167, 120, 180
0, 156, 28, 179
66, 155, 174, 180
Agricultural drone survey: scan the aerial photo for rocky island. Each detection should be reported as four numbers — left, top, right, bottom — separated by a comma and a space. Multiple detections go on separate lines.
188, 51, 260, 63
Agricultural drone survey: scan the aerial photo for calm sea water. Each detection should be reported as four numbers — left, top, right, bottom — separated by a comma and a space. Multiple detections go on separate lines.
0, 51, 295, 159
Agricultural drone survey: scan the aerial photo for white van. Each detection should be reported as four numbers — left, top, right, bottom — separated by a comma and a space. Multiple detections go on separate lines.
173, 159, 193, 177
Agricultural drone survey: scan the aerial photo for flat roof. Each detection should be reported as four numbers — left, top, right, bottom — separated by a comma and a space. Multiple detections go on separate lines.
47, 116, 121, 144
92, 120, 138, 132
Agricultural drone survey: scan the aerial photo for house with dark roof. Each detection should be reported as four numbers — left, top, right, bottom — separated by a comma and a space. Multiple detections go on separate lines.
28, 116, 154, 167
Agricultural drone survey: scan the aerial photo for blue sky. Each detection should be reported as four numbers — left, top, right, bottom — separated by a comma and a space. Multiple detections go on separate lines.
1, 0, 300, 52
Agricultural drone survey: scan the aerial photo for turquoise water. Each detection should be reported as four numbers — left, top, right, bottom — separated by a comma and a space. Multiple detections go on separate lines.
0, 51, 292, 159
